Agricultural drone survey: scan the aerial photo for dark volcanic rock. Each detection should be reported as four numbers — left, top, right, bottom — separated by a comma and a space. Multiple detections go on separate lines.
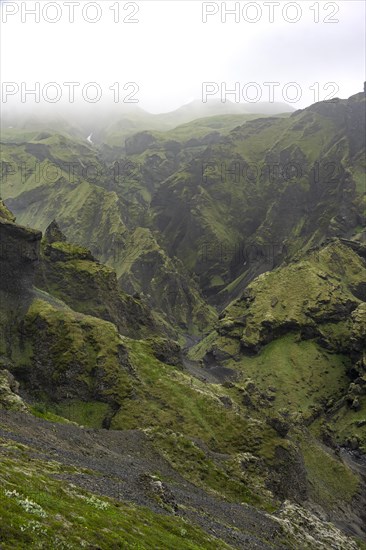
147, 337, 182, 367
346, 92, 366, 157
125, 131, 157, 155
268, 443, 308, 502
0, 217, 41, 294
44, 220, 67, 244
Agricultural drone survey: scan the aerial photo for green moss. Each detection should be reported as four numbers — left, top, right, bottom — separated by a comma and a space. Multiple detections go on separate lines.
22, 298, 135, 409
48, 241, 93, 259
210, 275, 225, 288
228, 335, 350, 420
0, 444, 231, 549
31, 401, 110, 428
111, 339, 276, 456
30, 404, 75, 425
0, 200, 16, 222
188, 331, 217, 361
150, 430, 270, 509
114, 227, 217, 332
299, 435, 359, 507
327, 396, 366, 453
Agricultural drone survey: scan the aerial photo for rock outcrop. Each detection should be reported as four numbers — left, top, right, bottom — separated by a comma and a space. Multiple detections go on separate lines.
0, 206, 41, 294
0, 368, 28, 412
36, 221, 163, 339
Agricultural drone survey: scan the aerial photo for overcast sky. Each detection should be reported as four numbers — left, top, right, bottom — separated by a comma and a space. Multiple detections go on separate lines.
0, 0, 365, 113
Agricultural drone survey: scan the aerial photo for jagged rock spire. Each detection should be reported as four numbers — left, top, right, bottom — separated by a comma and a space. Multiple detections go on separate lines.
44, 220, 67, 244
0, 199, 16, 223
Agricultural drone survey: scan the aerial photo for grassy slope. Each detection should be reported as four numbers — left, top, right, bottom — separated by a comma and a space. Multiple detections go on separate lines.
0, 437, 230, 550
23, 297, 281, 508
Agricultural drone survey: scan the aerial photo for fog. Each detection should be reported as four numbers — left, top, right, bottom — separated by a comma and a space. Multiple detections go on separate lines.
0, 0, 365, 116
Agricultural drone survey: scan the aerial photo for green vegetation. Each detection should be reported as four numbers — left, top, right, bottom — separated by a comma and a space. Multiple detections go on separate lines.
0, 439, 230, 549
32, 401, 110, 428
229, 335, 350, 419
111, 339, 271, 454
299, 435, 359, 507
326, 396, 366, 453
150, 430, 272, 509
0, 90, 365, 547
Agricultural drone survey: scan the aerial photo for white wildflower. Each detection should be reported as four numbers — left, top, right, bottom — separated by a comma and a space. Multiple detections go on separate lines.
4, 488, 47, 517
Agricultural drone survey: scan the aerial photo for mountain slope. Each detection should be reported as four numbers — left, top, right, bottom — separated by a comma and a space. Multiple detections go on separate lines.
191, 238, 366, 453
1, 203, 366, 548
0, 89, 366, 548
151, 92, 365, 302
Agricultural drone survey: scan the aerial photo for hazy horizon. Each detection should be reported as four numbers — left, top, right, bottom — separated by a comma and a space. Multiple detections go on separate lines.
1, 0, 365, 116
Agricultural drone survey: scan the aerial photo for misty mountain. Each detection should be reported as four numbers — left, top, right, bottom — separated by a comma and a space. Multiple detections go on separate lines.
0, 88, 365, 549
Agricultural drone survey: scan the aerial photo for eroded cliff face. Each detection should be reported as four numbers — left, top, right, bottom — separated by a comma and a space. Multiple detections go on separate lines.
150, 92, 365, 304
1, 93, 364, 318
0, 212, 182, 430
0, 201, 41, 339
0, 202, 41, 410
0, 214, 135, 419
35, 220, 164, 340
346, 92, 366, 158
0, 201, 41, 294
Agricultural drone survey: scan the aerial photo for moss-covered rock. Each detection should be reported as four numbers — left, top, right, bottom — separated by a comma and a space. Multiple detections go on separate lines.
146, 336, 182, 367
21, 297, 135, 409
0, 199, 16, 222
116, 227, 217, 333
0, 214, 41, 294
1, 90, 365, 547
0, 369, 28, 412
36, 222, 165, 339
272, 500, 359, 550
213, 240, 366, 354
43, 219, 67, 244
